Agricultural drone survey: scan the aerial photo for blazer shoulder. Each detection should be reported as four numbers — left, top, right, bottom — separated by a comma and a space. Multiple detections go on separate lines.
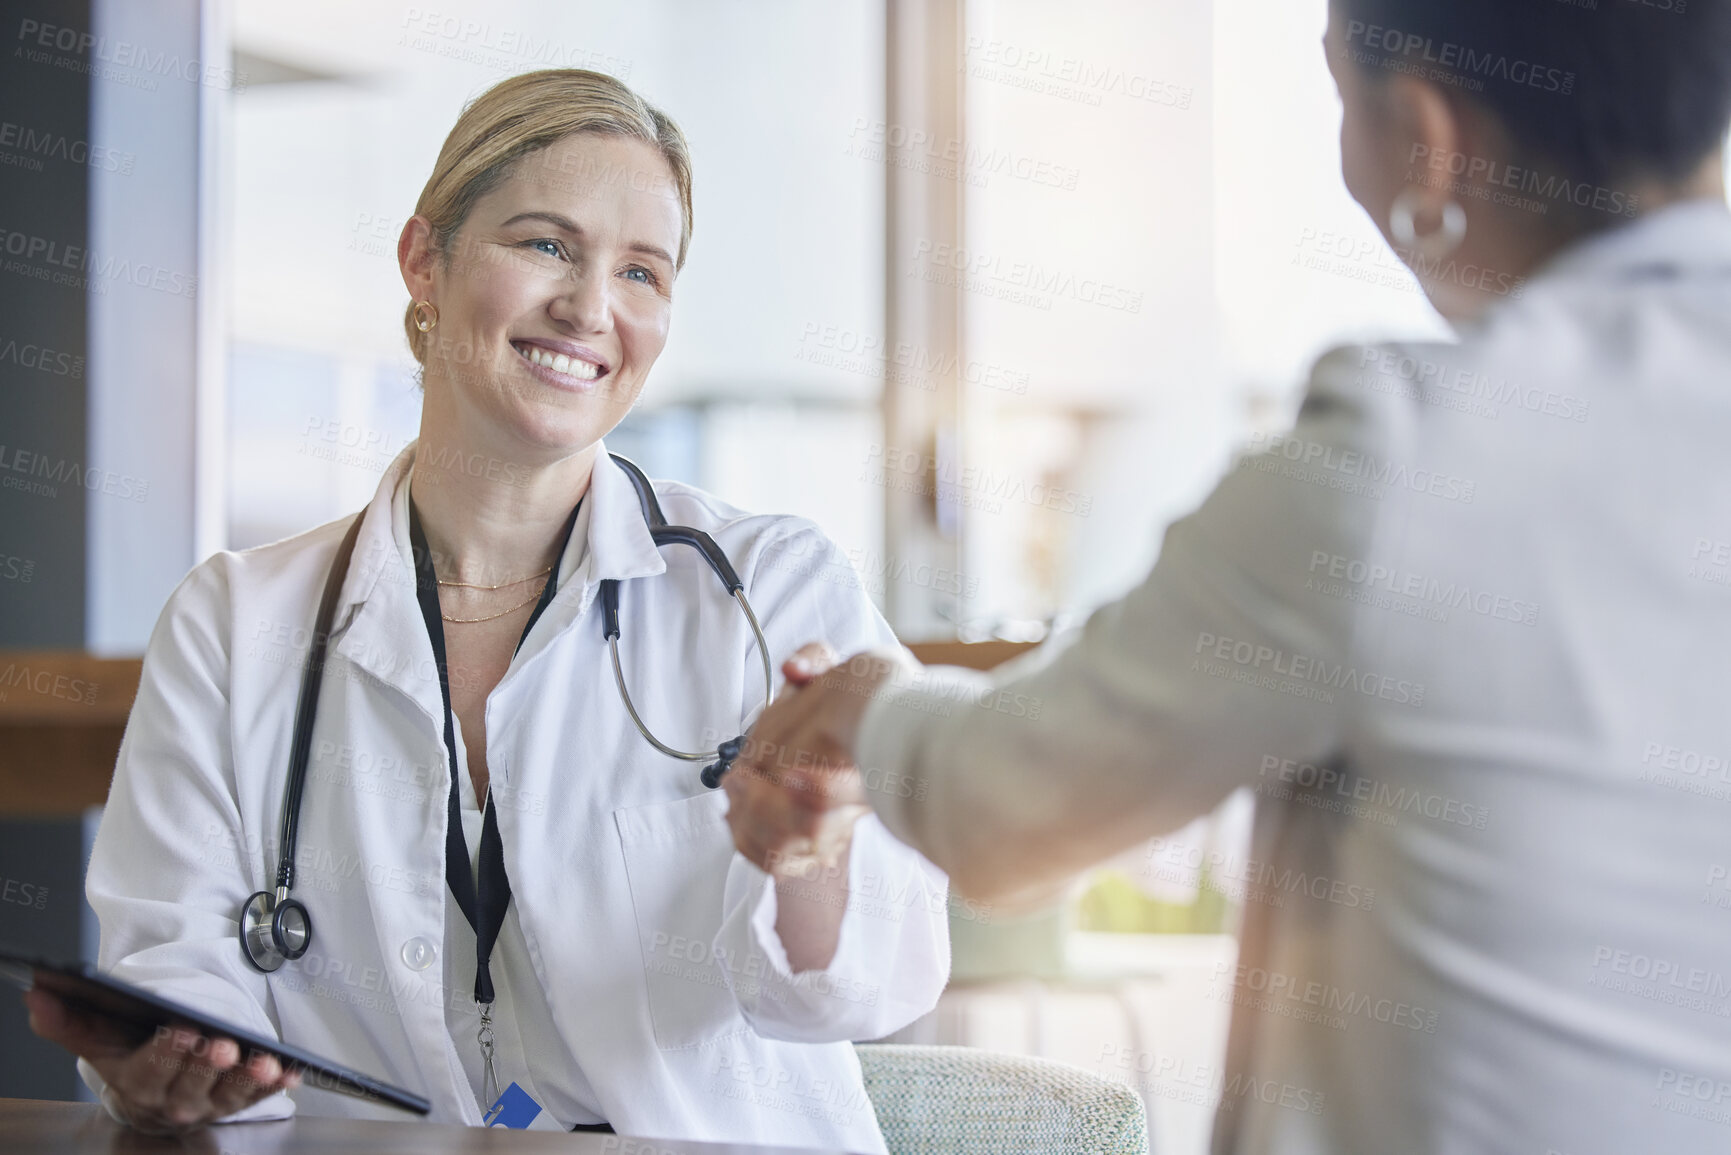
1295, 338, 1475, 454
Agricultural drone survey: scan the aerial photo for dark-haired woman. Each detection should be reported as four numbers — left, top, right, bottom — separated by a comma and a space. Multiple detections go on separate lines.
727, 2, 1731, 1151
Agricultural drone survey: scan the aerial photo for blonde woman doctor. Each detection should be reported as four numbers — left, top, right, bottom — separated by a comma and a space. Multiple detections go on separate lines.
23, 70, 948, 1149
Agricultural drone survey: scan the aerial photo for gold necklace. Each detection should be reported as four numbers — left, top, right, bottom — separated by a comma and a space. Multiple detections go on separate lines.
440, 588, 544, 624
437, 565, 553, 592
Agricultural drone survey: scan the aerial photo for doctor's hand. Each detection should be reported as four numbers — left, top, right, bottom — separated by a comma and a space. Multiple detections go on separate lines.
724, 643, 906, 877
24, 987, 299, 1133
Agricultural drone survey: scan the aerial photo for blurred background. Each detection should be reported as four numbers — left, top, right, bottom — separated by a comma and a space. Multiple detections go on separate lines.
215, 0, 1451, 636
0, 0, 1516, 1149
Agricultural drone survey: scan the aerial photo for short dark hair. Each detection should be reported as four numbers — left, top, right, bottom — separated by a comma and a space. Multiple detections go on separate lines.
1333, 0, 1731, 186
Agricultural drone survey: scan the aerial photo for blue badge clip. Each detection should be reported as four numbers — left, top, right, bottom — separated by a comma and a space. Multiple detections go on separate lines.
484, 1082, 543, 1129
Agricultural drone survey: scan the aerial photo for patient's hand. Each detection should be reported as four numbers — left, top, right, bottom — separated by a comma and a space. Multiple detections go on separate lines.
24, 987, 299, 1133
723, 643, 903, 876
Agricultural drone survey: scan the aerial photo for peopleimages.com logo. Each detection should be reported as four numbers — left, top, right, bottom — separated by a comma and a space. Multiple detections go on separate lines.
1408, 145, 1638, 219
1342, 20, 1575, 95
0, 444, 148, 502
15, 18, 247, 91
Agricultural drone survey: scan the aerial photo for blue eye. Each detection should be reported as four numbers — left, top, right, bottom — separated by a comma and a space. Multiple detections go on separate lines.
623, 266, 654, 285
527, 238, 563, 258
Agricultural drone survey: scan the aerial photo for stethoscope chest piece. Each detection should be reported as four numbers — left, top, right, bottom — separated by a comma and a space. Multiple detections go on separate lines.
242, 888, 313, 973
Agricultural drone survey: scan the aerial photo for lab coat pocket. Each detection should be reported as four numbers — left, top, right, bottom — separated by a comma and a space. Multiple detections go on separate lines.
614, 791, 751, 1050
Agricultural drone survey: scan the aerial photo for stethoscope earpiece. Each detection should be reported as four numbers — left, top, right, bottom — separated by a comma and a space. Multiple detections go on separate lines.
241, 888, 313, 972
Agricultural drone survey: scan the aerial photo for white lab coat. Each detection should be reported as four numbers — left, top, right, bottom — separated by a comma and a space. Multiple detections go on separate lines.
81, 445, 950, 1152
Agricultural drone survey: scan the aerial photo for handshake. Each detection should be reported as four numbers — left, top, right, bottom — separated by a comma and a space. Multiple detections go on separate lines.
721, 642, 909, 878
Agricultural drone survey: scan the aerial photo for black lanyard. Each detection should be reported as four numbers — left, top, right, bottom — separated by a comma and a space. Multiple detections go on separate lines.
407, 497, 581, 1005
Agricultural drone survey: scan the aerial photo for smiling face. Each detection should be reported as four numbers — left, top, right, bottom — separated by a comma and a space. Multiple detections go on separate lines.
400, 131, 684, 462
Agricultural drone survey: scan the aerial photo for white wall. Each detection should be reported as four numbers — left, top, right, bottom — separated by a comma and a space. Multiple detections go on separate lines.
959, 0, 1224, 626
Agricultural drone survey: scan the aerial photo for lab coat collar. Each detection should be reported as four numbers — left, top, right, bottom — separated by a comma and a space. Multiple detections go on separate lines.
1527, 197, 1731, 288
578, 443, 670, 589
517, 444, 668, 668
328, 442, 668, 719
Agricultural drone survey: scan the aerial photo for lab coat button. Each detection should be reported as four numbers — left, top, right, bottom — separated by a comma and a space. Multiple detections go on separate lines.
401, 937, 437, 970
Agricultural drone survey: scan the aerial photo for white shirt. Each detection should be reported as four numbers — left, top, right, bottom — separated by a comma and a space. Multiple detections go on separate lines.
859, 200, 1731, 1155
81, 445, 951, 1152
451, 793, 606, 1128
415, 467, 608, 1128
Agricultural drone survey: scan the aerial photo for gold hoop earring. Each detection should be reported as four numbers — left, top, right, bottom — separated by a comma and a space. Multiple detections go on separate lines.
412, 301, 439, 333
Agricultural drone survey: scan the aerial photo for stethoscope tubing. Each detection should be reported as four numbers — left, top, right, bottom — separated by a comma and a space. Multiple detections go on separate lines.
607, 587, 772, 762
241, 455, 766, 973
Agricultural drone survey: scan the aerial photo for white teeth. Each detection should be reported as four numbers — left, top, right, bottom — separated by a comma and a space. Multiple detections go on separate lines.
520, 345, 602, 380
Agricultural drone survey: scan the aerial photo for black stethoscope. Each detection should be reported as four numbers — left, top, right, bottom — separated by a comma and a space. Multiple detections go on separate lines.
240, 454, 773, 974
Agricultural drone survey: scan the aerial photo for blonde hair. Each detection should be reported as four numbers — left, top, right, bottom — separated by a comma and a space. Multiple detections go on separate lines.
403, 69, 694, 363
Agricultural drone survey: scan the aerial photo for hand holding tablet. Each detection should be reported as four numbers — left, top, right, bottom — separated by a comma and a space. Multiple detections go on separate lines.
24, 985, 300, 1134
3, 950, 430, 1132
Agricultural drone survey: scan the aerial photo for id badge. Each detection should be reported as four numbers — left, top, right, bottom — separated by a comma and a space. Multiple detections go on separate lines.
484, 1082, 566, 1132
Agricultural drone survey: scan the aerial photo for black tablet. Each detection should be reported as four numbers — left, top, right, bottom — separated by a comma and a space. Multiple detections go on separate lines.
0, 949, 431, 1116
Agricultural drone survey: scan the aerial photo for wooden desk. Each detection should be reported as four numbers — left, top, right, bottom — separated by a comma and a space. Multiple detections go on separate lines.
0, 1098, 852, 1154
905, 640, 1035, 672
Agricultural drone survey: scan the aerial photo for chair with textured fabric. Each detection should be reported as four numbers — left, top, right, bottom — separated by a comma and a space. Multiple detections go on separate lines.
854, 1043, 1149, 1155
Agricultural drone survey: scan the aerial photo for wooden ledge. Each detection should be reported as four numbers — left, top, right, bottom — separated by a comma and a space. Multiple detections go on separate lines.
0, 652, 141, 725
